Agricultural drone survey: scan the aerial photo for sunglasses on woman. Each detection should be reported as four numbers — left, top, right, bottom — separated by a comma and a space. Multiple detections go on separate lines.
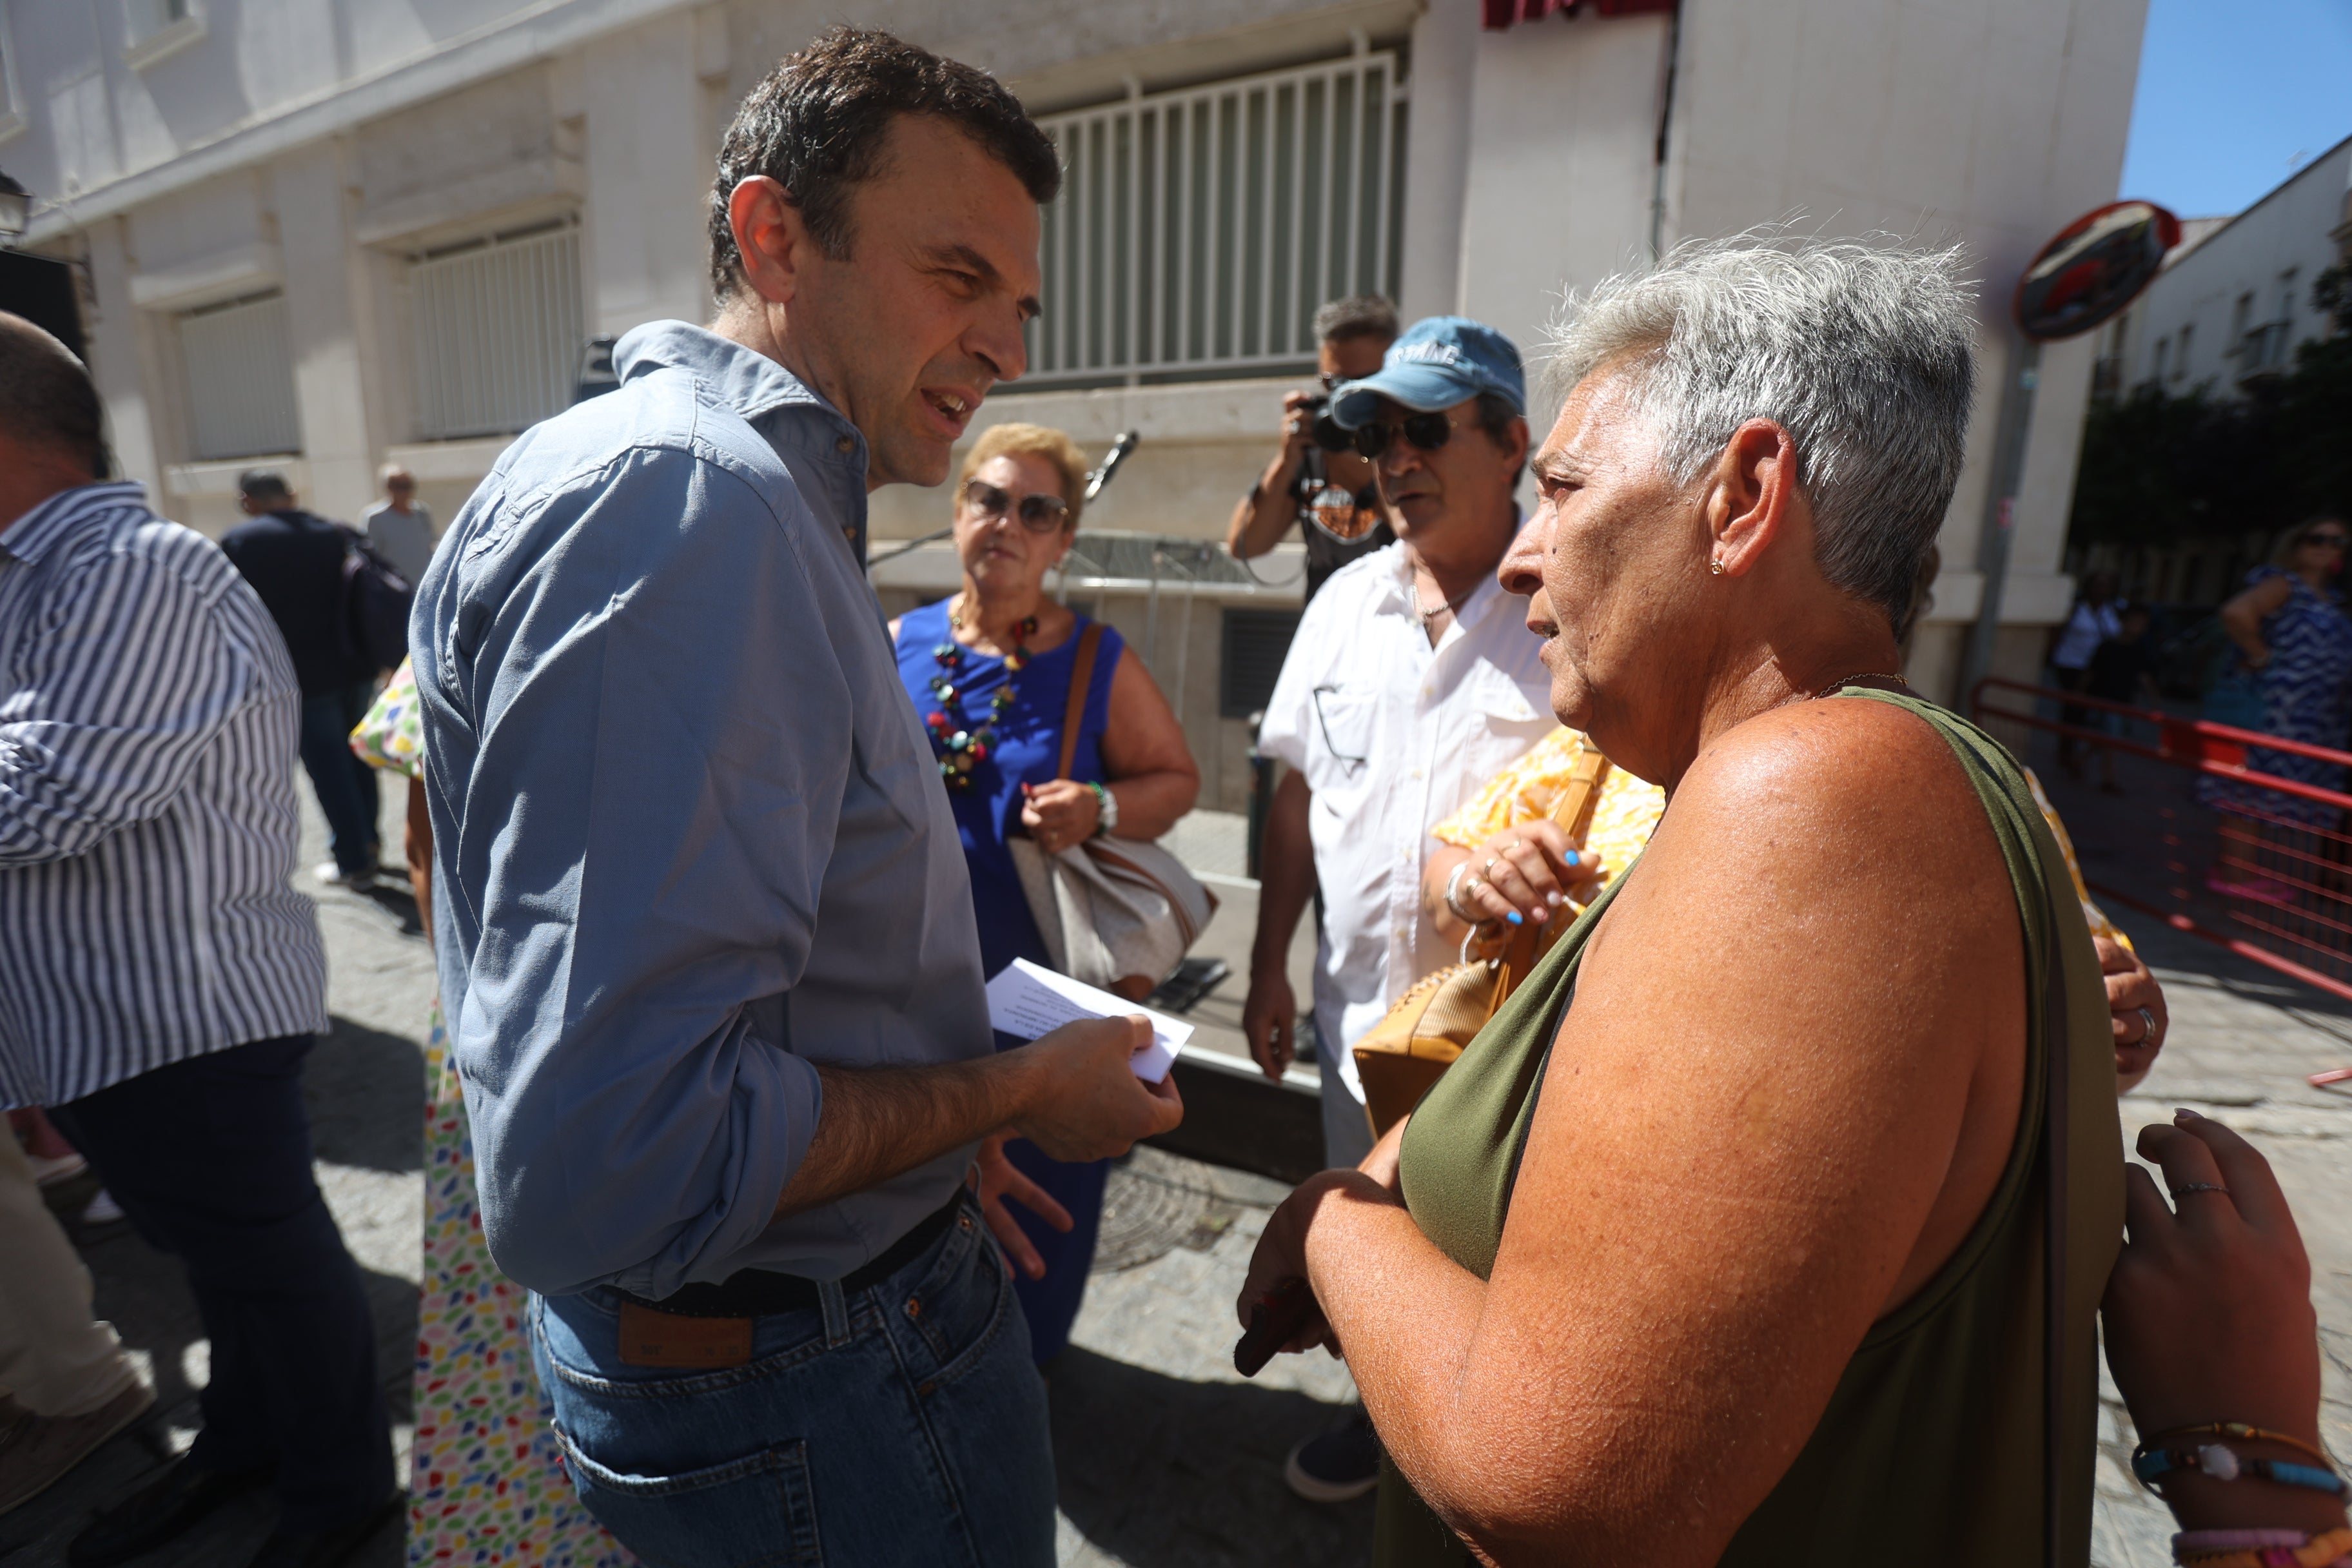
2301, 531, 2349, 550
962, 479, 1070, 532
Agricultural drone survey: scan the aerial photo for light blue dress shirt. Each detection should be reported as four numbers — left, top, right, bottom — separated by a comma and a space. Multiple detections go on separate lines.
411, 321, 992, 1300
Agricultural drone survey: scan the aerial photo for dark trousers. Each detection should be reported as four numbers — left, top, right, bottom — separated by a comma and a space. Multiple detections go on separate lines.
298, 681, 381, 876
52, 1035, 394, 1533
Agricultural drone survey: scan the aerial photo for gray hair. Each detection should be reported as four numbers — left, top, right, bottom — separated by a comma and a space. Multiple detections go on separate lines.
1544, 235, 1977, 627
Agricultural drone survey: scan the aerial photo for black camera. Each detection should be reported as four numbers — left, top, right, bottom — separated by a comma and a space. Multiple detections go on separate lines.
1304, 395, 1353, 455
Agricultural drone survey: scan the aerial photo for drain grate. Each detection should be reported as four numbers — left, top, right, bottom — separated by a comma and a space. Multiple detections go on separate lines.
1090, 1158, 1242, 1275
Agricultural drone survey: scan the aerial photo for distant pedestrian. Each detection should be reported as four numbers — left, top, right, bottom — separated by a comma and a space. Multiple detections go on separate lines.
359, 464, 435, 587
220, 469, 384, 889
0, 313, 397, 1568
1227, 295, 1400, 603
2084, 603, 2160, 792
2050, 569, 2122, 778
2203, 516, 2352, 899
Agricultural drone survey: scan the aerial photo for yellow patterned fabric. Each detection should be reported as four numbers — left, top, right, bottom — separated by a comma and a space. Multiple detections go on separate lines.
1433, 727, 2125, 945
1430, 727, 1664, 888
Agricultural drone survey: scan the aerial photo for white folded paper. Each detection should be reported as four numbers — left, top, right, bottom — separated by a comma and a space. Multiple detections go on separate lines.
983, 958, 1190, 1083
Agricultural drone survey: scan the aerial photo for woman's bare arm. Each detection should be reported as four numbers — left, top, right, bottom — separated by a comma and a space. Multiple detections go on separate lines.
1281, 700, 2032, 1563
1095, 647, 1200, 839
2219, 576, 2291, 665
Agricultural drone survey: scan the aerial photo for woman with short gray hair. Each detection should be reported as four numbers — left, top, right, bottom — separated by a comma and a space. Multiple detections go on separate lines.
1239, 237, 2126, 1564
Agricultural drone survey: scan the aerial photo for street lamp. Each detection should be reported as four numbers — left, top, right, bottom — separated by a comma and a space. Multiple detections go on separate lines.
0, 170, 29, 246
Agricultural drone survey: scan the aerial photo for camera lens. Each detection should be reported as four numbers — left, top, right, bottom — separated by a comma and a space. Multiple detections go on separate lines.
1309, 402, 1353, 453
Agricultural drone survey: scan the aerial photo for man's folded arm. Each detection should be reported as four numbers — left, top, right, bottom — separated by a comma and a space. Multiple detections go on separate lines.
0, 549, 248, 866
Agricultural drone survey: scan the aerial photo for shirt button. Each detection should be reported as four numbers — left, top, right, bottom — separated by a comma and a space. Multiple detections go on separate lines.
836, 436, 856, 455
1411, 768, 1423, 779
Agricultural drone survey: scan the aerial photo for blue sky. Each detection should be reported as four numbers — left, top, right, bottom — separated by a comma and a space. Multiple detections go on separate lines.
2117, 0, 2352, 218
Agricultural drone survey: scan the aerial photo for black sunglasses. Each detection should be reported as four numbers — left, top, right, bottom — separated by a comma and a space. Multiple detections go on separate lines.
2301, 530, 2349, 549
1344, 411, 1460, 461
962, 479, 1070, 533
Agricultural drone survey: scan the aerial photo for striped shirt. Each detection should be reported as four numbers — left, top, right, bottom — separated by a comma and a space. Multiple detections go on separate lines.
0, 482, 327, 1108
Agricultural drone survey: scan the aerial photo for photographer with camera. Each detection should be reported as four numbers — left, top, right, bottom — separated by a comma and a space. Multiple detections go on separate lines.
1226, 295, 1399, 602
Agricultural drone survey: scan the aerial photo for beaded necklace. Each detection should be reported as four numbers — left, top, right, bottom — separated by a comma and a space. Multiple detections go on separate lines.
924, 598, 1036, 789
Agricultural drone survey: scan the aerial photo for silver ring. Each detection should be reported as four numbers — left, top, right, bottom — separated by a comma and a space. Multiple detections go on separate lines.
2135, 1006, 2159, 1044
1464, 875, 1483, 897
1482, 856, 1502, 876
2169, 1182, 2229, 1199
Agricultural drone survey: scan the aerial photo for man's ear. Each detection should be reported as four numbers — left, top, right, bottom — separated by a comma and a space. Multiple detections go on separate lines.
728, 177, 811, 306
1703, 419, 1798, 578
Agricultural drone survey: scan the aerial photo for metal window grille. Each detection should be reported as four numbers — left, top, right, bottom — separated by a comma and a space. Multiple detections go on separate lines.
410, 222, 583, 441
1220, 607, 1303, 719
1028, 51, 1408, 387
178, 292, 300, 461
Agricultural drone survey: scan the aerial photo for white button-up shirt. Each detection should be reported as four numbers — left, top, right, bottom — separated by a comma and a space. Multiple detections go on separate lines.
1259, 538, 1554, 1102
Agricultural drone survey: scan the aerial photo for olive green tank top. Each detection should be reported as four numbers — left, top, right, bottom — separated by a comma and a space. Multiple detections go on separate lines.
1380, 691, 2123, 1567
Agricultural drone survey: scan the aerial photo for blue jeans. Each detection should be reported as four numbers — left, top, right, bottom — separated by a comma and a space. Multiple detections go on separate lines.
297, 680, 380, 875
533, 1193, 1055, 1567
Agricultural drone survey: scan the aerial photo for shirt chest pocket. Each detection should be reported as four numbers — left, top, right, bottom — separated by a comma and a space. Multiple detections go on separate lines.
1306, 683, 1378, 793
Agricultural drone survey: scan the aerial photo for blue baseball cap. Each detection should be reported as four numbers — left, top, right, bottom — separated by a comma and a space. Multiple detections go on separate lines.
1329, 315, 1525, 429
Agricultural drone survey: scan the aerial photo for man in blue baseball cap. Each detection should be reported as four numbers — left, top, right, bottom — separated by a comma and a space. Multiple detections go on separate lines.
1244, 316, 1553, 1502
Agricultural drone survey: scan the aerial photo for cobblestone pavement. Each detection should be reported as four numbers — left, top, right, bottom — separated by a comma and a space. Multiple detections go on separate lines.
7, 790, 2348, 1568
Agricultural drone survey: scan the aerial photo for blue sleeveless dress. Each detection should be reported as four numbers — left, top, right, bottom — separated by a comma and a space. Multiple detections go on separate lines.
2199, 566, 2352, 828
894, 598, 1122, 1364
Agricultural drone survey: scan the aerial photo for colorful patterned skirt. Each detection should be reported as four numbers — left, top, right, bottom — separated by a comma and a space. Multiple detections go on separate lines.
408, 1003, 632, 1567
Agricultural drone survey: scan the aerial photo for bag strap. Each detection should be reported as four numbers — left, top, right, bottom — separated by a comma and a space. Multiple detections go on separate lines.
1056, 622, 1106, 782
2039, 868, 2070, 1568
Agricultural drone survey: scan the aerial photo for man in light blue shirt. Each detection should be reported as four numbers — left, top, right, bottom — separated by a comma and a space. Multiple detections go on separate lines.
412, 28, 1181, 1566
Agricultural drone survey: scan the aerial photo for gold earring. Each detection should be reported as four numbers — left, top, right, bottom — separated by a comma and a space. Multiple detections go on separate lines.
1709, 557, 1726, 576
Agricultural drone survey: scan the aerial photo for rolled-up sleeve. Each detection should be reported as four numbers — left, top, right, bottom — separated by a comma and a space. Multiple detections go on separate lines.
432, 447, 849, 1298
0, 551, 248, 866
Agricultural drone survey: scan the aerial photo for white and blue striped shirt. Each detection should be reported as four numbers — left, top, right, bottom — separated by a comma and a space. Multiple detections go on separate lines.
0, 482, 328, 1108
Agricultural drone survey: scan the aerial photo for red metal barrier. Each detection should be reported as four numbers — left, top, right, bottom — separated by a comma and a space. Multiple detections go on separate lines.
1971, 678, 2352, 1088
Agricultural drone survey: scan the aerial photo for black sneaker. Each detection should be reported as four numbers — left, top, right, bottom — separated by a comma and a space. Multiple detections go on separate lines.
1284, 1407, 1381, 1503
68, 1458, 272, 1566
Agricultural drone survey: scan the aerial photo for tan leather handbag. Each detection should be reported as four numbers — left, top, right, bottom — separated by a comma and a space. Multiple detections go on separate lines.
1351, 746, 1611, 1138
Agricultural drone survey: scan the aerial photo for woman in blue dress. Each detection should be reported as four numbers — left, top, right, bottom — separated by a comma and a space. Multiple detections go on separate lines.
2203, 517, 2352, 895
891, 422, 1200, 1366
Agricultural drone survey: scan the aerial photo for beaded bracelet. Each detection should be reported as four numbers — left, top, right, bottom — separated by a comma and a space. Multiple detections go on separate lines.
2146, 1424, 2338, 1471
2173, 1524, 2352, 1567
2133, 1441, 2347, 1499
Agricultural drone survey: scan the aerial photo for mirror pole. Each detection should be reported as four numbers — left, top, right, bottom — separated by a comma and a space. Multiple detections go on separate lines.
1957, 334, 2043, 705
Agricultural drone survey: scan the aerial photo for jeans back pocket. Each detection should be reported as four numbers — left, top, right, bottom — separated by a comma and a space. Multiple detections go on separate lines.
554, 1425, 823, 1567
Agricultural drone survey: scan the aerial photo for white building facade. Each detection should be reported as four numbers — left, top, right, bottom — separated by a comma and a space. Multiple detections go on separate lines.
1, 0, 2148, 801
2091, 133, 2351, 401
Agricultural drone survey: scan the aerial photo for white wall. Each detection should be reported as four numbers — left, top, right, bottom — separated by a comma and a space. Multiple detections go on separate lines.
2102, 137, 2351, 398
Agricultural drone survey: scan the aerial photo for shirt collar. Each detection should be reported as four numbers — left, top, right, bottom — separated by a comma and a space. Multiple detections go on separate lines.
1373, 505, 1527, 631
0, 482, 148, 567
616, 319, 861, 442
614, 320, 872, 561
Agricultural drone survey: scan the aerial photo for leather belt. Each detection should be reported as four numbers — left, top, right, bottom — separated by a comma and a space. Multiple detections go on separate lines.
616, 1190, 968, 1320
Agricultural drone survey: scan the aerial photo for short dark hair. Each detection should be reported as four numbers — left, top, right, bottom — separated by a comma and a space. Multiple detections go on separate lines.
1313, 295, 1398, 346
237, 469, 291, 504
0, 313, 104, 476
708, 27, 1062, 300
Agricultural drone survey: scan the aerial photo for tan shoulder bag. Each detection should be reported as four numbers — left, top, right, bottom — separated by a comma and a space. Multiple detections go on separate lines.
1007, 623, 1217, 1001
1351, 747, 1612, 1138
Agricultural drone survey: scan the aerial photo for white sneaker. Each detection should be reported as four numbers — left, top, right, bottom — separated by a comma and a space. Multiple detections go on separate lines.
313, 862, 376, 891
79, 1190, 126, 1227
24, 1151, 86, 1186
